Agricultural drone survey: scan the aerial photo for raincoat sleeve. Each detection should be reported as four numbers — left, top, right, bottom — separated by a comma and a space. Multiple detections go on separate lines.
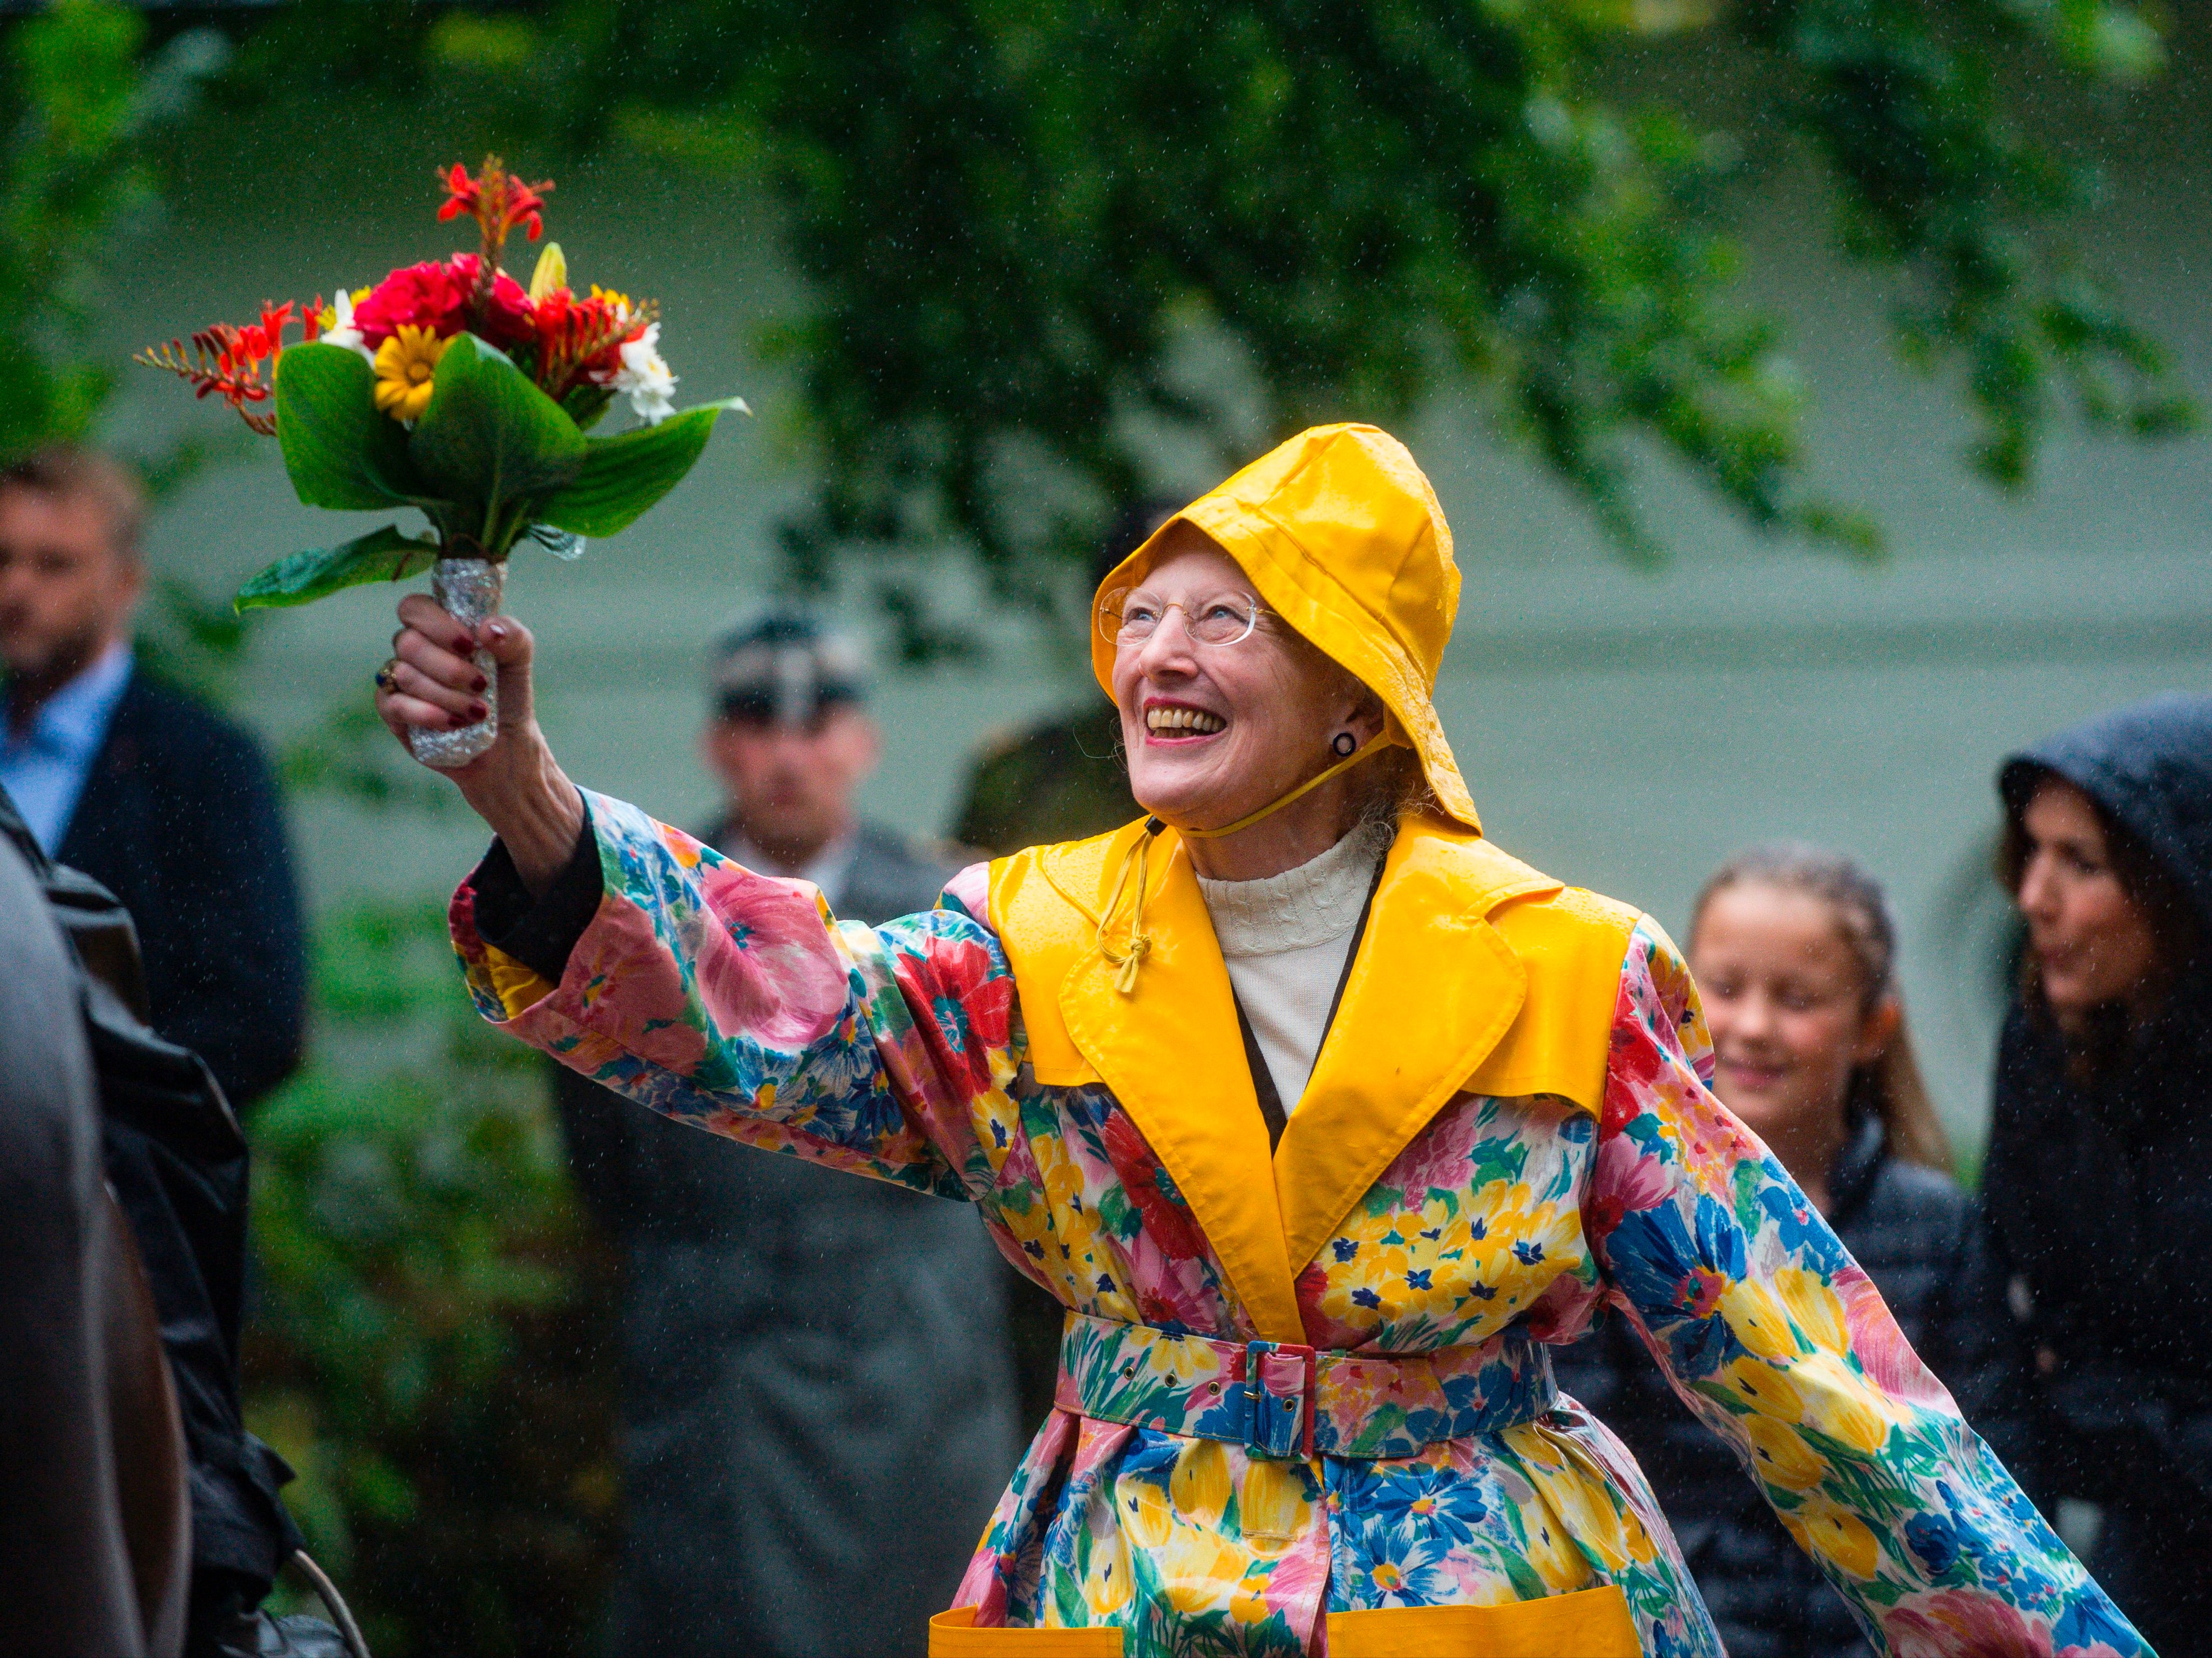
1582, 918, 2147, 1658
448, 790, 1016, 1201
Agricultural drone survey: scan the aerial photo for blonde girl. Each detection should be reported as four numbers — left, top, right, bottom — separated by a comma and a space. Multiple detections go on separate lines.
1556, 843, 2027, 1658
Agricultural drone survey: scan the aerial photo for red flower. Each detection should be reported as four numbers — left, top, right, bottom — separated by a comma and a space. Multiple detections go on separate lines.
1586, 1191, 1627, 1241
352, 261, 466, 347
530, 284, 573, 342
528, 287, 652, 399
439, 158, 549, 243
255, 302, 295, 356
447, 254, 535, 349
437, 162, 479, 222
133, 308, 306, 437
1100, 1111, 1209, 1262
1682, 1265, 1729, 1319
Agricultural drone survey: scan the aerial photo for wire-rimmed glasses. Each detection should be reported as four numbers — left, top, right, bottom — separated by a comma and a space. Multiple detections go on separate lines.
1098, 588, 1261, 648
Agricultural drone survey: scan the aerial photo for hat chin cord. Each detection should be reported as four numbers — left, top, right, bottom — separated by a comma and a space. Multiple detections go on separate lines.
1096, 734, 1394, 994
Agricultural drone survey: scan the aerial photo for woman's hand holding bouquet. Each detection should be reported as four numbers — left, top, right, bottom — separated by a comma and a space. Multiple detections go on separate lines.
380, 596, 582, 893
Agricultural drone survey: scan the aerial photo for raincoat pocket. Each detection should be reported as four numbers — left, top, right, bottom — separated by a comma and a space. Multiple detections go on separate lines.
1325, 1584, 1637, 1656
928, 1608, 1123, 1655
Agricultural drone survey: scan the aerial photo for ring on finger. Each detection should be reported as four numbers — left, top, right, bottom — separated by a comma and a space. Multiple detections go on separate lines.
375, 658, 403, 695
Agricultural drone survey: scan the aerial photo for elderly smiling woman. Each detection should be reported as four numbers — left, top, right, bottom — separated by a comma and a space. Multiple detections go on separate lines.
380, 427, 2142, 1657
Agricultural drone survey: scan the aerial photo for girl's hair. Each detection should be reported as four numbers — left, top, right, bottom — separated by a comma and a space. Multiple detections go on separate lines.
1691, 843, 1953, 1175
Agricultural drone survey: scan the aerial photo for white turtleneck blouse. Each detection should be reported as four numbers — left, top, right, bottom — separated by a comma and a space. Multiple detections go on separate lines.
1193, 817, 1393, 1110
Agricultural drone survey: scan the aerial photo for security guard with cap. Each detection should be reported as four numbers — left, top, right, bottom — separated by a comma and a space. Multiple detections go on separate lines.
553, 606, 1019, 1658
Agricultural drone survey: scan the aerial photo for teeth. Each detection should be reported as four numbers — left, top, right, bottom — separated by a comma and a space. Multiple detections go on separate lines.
1146, 706, 1226, 735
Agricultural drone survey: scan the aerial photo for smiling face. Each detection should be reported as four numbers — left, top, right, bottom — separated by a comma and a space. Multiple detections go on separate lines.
2012, 778, 2161, 1029
1690, 881, 1894, 1157
1107, 528, 1382, 858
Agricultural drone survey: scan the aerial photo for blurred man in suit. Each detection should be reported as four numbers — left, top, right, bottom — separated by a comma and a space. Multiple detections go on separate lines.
554, 605, 1019, 1658
0, 445, 304, 1111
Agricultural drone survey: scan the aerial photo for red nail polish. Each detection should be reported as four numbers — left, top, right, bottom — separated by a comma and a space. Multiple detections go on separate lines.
472, 673, 489, 692
467, 701, 488, 721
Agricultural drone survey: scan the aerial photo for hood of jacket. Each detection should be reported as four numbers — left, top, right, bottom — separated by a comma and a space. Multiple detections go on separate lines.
1999, 691, 2212, 932
1089, 423, 1479, 832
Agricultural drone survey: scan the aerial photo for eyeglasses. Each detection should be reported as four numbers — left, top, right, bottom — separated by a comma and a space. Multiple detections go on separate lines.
1098, 588, 1261, 648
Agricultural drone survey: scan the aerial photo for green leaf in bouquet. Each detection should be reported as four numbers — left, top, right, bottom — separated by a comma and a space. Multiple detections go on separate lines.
277, 344, 437, 510
559, 383, 614, 431
235, 524, 439, 611
408, 334, 586, 542
537, 397, 750, 539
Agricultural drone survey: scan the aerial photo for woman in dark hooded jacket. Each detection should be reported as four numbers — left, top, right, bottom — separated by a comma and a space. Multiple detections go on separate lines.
1984, 691, 2212, 1657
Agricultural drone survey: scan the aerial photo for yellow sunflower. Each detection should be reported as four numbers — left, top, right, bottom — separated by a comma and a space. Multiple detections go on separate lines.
372, 325, 451, 421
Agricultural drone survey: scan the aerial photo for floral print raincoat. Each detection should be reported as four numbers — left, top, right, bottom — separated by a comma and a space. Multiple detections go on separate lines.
451, 793, 2146, 1658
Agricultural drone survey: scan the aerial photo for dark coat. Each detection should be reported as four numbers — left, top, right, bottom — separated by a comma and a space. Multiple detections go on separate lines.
57, 671, 305, 1112
1553, 1115, 2029, 1658
0, 801, 188, 1657
1, 785, 300, 1639
554, 821, 1020, 1658
1983, 692, 2212, 1656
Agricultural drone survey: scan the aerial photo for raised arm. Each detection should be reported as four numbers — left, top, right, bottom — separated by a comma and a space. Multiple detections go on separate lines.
1584, 919, 2145, 1658
379, 596, 1019, 1201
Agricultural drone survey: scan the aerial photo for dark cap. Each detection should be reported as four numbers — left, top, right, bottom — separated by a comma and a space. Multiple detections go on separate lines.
709, 603, 869, 724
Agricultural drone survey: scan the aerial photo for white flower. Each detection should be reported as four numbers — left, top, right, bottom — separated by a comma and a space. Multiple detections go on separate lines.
608, 322, 677, 426
320, 284, 374, 363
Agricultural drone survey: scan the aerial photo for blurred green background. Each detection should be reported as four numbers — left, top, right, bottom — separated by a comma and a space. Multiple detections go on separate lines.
7, 1, 2207, 1650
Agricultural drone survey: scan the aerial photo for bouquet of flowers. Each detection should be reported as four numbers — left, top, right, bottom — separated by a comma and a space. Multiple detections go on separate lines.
137, 156, 746, 765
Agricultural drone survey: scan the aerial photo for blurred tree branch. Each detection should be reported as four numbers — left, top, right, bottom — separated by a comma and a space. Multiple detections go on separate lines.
233, 0, 2195, 616
0, 1, 221, 461
0, 0, 234, 695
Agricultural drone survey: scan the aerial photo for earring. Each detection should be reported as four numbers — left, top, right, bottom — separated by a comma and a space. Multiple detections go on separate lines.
1331, 731, 1357, 757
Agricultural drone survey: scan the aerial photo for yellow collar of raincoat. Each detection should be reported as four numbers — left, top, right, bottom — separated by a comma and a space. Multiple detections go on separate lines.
1090, 423, 1478, 833
989, 812, 1636, 1344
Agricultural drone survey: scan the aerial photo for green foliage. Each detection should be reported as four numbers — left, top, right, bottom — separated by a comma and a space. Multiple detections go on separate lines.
1738, 0, 2195, 487
234, 525, 439, 611
406, 334, 586, 541
0, 1, 218, 464
540, 395, 750, 536
275, 344, 436, 511
0, 0, 238, 693
0, 1, 227, 674
0, 0, 152, 461
334, 0, 2190, 604
718, 0, 1837, 576
245, 899, 616, 1658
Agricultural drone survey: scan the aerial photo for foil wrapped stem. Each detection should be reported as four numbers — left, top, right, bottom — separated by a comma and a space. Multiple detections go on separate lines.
406, 556, 505, 769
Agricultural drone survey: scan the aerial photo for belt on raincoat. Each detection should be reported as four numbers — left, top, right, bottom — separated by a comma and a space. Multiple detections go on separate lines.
1054, 1311, 1558, 1460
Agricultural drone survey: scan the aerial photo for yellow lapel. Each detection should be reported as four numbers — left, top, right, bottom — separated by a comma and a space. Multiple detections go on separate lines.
1042, 824, 1307, 1345
1274, 818, 1559, 1279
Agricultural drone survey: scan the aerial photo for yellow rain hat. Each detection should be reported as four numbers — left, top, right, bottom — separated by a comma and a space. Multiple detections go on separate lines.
1090, 423, 1478, 833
